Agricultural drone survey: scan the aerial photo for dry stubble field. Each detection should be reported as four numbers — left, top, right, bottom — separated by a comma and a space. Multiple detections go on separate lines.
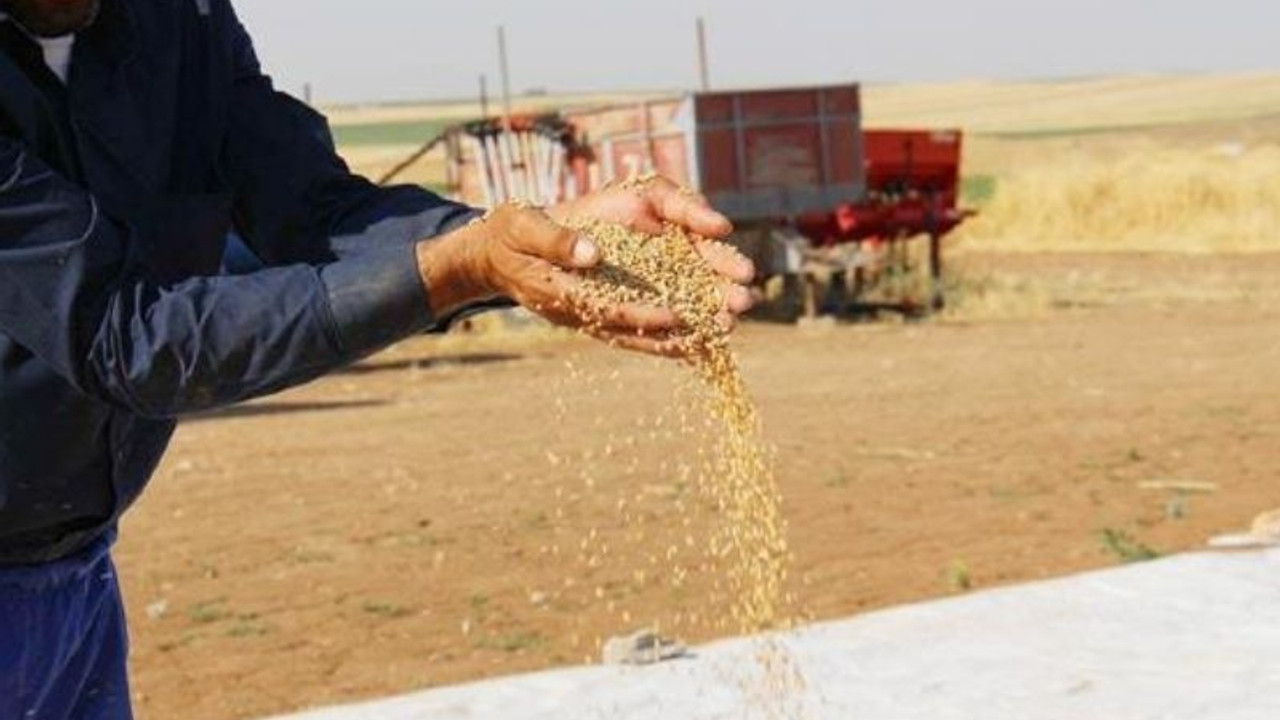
114, 75, 1280, 719
118, 253, 1280, 720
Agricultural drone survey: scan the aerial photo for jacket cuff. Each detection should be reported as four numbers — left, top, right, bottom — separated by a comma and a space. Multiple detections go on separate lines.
319, 239, 433, 359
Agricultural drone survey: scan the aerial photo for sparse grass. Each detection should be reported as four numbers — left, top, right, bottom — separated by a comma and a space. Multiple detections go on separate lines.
524, 511, 551, 531
988, 485, 1028, 502
362, 601, 414, 619
961, 174, 998, 206
288, 548, 336, 565
227, 620, 269, 638
946, 560, 973, 592
157, 633, 200, 653
824, 473, 853, 489
939, 270, 1058, 321
1099, 528, 1161, 563
474, 631, 545, 653
188, 599, 231, 625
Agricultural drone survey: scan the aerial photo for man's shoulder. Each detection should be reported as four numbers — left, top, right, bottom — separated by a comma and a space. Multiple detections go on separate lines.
120, 0, 245, 54
123, 0, 240, 33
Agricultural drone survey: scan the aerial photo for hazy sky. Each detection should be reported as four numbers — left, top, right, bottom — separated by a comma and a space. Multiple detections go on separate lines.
235, 0, 1280, 105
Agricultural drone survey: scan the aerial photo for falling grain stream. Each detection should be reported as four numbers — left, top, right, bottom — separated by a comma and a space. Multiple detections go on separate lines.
563, 213, 809, 717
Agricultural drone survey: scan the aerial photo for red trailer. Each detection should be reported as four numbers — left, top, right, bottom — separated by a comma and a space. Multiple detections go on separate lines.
430, 84, 971, 316
561, 85, 866, 224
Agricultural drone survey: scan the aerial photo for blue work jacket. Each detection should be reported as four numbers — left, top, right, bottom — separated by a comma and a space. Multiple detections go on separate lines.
0, 0, 477, 563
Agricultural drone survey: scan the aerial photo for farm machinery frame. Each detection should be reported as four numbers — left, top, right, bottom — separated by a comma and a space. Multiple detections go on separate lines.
387, 84, 973, 318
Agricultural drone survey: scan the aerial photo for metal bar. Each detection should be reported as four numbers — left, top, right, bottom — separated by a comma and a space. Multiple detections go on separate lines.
640, 100, 654, 174
445, 132, 458, 191
498, 132, 521, 200
680, 96, 703, 193
376, 132, 447, 186
696, 17, 711, 91
601, 138, 616, 184
816, 90, 832, 185
927, 191, 944, 311
929, 232, 944, 311
695, 114, 859, 131
497, 26, 513, 128
485, 134, 507, 202
732, 94, 748, 192
467, 135, 495, 207
550, 144, 566, 203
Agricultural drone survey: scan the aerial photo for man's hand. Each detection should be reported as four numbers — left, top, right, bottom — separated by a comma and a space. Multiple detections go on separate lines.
416, 177, 756, 356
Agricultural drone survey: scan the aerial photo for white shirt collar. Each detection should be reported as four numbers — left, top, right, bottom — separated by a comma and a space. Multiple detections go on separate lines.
0, 11, 77, 84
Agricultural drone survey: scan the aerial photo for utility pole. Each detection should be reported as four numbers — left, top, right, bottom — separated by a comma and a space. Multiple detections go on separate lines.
497, 25, 513, 128
696, 17, 711, 91
479, 74, 490, 118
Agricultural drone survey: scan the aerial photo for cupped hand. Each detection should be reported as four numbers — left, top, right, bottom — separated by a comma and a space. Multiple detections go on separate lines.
418, 177, 756, 357
546, 176, 756, 324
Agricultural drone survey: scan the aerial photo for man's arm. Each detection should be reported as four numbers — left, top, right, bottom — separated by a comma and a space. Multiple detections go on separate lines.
219, 3, 483, 345
0, 134, 433, 418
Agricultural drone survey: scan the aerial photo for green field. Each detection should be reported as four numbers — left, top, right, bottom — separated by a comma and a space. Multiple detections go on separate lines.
330, 119, 450, 147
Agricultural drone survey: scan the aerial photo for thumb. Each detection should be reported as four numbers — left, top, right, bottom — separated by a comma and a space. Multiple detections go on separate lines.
507, 208, 600, 269
567, 234, 600, 269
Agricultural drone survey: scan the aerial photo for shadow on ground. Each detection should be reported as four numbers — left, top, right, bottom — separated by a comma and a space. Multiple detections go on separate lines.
184, 399, 388, 422
336, 352, 524, 376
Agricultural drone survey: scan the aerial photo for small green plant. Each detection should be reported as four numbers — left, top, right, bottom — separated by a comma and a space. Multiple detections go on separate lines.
362, 602, 413, 619
157, 633, 199, 653
188, 599, 231, 625
1099, 528, 1160, 563
961, 174, 998, 206
824, 473, 852, 489
988, 485, 1025, 502
476, 631, 544, 653
946, 560, 973, 592
227, 620, 269, 638
289, 549, 335, 564
1164, 493, 1189, 521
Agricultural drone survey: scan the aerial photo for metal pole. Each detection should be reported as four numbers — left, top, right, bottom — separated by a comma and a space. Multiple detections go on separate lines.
303, 82, 313, 106
696, 17, 710, 91
479, 74, 490, 119
497, 25, 513, 128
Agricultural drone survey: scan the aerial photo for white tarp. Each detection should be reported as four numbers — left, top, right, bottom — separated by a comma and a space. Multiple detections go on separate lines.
265, 547, 1280, 720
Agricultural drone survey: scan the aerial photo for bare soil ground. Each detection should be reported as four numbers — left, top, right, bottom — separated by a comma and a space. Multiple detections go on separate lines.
118, 252, 1280, 720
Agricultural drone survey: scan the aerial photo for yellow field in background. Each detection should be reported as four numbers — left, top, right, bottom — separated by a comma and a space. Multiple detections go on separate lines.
860, 74, 1280, 252
333, 74, 1280, 253
861, 73, 1280, 133
326, 74, 1280, 133
958, 142, 1280, 252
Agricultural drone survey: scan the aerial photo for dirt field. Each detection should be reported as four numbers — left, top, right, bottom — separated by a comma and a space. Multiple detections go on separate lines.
115, 251, 1280, 720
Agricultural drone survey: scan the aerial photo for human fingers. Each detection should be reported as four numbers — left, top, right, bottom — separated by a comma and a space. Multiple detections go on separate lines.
517, 266, 681, 335
587, 327, 690, 358
644, 178, 734, 238
696, 240, 756, 285
493, 204, 600, 270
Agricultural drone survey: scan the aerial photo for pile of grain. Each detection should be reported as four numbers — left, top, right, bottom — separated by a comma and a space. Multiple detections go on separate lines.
561, 216, 791, 636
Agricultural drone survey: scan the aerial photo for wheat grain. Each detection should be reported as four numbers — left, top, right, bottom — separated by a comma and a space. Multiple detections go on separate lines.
562, 216, 791, 636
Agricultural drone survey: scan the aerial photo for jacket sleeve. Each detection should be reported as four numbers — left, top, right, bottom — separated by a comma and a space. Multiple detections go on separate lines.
220, 4, 483, 348
0, 132, 434, 419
